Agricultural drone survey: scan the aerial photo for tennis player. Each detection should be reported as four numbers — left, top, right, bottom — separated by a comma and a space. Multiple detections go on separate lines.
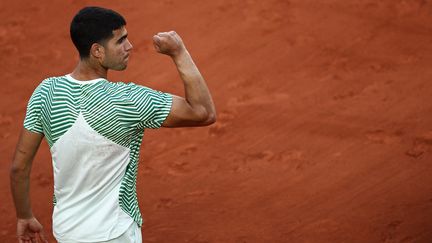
10, 6, 216, 243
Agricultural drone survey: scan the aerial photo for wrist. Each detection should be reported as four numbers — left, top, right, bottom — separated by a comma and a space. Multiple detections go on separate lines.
17, 216, 35, 222
17, 212, 34, 220
171, 47, 188, 62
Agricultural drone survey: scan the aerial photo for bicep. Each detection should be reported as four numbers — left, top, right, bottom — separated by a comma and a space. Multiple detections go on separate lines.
11, 128, 44, 172
162, 95, 210, 127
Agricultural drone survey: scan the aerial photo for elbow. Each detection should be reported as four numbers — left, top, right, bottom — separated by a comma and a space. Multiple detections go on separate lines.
10, 164, 20, 177
205, 111, 217, 125
10, 163, 29, 182
197, 109, 216, 126
10, 166, 19, 183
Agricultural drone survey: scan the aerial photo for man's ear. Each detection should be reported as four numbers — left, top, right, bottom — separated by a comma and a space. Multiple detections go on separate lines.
90, 43, 105, 58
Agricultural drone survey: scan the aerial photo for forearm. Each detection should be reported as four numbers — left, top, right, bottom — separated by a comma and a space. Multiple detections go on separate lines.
172, 50, 216, 121
10, 129, 43, 219
10, 168, 33, 219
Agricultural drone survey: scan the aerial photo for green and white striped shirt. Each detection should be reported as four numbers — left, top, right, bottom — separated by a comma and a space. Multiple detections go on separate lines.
24, 74, 172, 242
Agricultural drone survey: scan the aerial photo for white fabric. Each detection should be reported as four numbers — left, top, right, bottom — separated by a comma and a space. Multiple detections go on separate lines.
59, 222, 142, 243
65, 74, 105, 84
51, 113, 133, 242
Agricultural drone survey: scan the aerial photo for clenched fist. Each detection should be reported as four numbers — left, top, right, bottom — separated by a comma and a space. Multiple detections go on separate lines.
16, 217, 48, 243
153, 31, 186, 57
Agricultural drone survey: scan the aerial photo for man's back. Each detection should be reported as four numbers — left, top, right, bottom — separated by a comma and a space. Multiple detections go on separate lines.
25, 74, 172, 241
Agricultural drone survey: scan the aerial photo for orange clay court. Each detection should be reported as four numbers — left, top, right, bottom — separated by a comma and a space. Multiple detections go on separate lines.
1, 0, 432, 242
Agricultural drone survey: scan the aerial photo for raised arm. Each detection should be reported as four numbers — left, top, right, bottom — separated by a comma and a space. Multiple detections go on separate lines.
10, 128, 48, 243
152, 31, 216, 127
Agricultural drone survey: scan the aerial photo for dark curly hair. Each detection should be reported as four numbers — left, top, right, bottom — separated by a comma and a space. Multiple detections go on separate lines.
70, 6, 126, 59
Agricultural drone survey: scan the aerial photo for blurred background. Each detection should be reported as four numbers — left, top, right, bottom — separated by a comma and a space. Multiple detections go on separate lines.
1, 0, 432, 242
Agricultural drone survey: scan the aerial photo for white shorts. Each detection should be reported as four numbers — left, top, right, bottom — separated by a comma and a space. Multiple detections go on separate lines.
59, 223, 142, 243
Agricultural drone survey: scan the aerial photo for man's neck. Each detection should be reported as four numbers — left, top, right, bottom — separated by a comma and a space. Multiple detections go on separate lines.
70, 58, 108, 81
